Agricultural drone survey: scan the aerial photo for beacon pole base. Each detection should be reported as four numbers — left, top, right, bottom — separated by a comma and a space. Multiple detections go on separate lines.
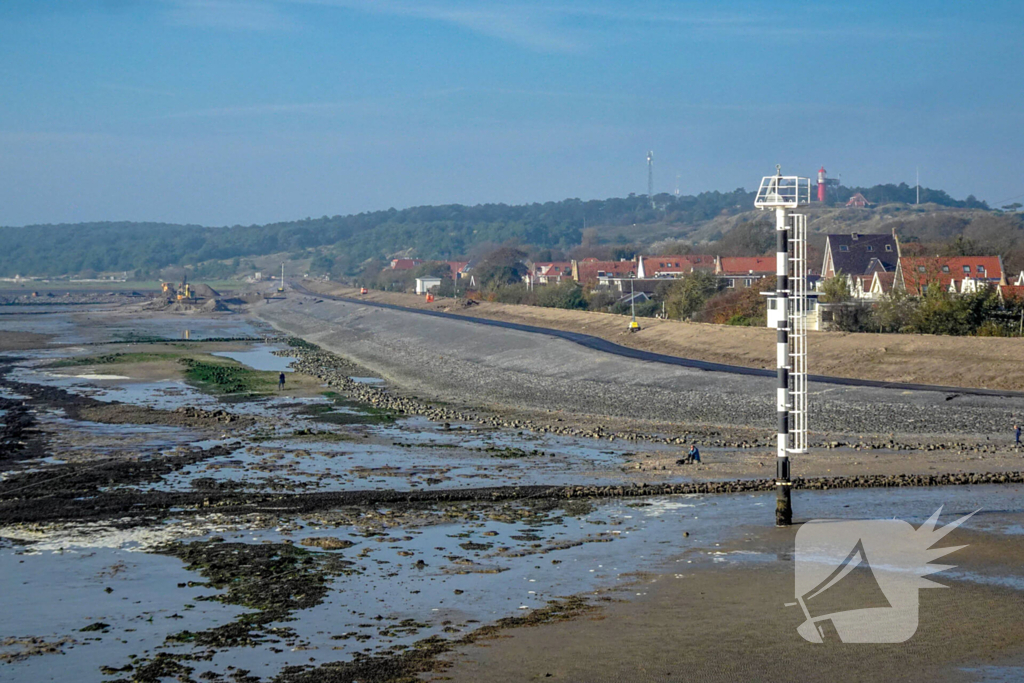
775, 482, 793, 527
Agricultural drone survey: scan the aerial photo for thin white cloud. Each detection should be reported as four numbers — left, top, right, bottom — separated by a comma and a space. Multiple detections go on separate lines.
164, 0, 299, 32
290, 0, 583, 52
280, 0, 942, 50
158, 0, 944, 48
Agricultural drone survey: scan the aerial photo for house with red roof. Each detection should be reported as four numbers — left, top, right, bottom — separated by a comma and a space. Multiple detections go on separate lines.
389, 258, 424, 271
894, 256, 1005, 296
846, 193, 871, 208
998, 284, 1024, 305
571, 259, 636, 284
445, 261, 470, 280
528, 261, 572, 285
636, 255, 716, 279
715, 256, 776, 289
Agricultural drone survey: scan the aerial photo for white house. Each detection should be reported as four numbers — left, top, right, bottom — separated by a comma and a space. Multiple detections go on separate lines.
765, 292, 826, 331
414, 277, 442, 294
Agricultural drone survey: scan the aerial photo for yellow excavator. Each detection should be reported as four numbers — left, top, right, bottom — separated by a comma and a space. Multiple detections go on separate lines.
175, 270, 194, 301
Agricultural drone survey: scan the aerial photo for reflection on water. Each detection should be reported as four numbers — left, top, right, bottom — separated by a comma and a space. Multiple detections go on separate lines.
212, 345, 296, 372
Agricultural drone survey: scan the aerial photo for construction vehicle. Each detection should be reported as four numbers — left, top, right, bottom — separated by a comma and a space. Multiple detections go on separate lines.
161, 282, 174, 296
175, 270, 194, 302
360, 287, 368, 295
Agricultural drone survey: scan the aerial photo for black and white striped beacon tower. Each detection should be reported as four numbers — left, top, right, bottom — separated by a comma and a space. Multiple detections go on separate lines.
754, 166, 810, 526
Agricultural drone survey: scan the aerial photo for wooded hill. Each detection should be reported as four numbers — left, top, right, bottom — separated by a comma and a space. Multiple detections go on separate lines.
0, 183, 1015, 279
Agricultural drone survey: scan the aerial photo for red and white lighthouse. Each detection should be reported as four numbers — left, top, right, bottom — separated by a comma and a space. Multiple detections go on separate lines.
817, 167, 827, 202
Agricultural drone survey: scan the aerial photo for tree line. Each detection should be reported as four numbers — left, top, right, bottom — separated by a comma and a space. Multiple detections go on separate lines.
0, 182, 1004, 278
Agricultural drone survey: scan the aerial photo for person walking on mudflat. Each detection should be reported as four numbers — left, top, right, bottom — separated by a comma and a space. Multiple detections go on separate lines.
278, 372, 286, 391
1016, 424, 1021, 446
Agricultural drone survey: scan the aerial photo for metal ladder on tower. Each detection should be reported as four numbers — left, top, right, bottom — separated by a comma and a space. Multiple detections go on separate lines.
788, 212, 808, 456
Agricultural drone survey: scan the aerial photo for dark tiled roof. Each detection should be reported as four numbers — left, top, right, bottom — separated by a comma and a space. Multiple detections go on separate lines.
826, 233, 898, 276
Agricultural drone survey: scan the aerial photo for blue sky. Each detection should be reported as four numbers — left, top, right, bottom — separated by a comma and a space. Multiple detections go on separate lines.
1, 1, 1022, 226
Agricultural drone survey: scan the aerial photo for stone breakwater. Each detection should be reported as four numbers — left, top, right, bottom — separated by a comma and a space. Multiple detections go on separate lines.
283, 342, 742, 446
557, 470, 1024, 498
6, 468, 1024, 526
220, 470, 1024, 509
218, 469, 1024, 510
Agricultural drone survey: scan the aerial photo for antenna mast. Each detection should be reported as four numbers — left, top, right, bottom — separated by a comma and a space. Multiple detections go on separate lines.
647, 151, 654, 208
916, 167, 920, 205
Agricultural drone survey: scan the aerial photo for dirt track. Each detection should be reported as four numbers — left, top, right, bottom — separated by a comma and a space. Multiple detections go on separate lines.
301, 282, 1024, 392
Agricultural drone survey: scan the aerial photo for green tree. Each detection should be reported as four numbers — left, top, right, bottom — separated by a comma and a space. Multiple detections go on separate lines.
436, 276, 466, 297
819, 274, 851, 304
700, 276, 775, 325
474, 246, 528, 290
585, 288, 617, 311
488, 282, 534, 304
872, 290, 917, 333
911, 288, 998, 336
665, 270, 721, 320
411, 261, 451, 279
537, 281, 587, 310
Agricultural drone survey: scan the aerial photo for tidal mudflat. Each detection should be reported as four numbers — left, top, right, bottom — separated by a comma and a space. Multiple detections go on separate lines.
3, 299, 1024, 682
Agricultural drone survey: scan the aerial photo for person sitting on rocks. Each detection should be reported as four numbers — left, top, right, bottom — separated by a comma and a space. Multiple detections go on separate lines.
676, 444, 701, 465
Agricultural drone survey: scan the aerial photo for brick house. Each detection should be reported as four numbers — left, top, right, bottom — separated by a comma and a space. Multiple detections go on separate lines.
894, 256, 1005, 296
715, 256, 775, 289
635, 255, 716, 279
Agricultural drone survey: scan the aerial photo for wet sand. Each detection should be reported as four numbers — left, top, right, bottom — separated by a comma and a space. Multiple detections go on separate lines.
0, 330, 54, 351
440, 511, 1024, 683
